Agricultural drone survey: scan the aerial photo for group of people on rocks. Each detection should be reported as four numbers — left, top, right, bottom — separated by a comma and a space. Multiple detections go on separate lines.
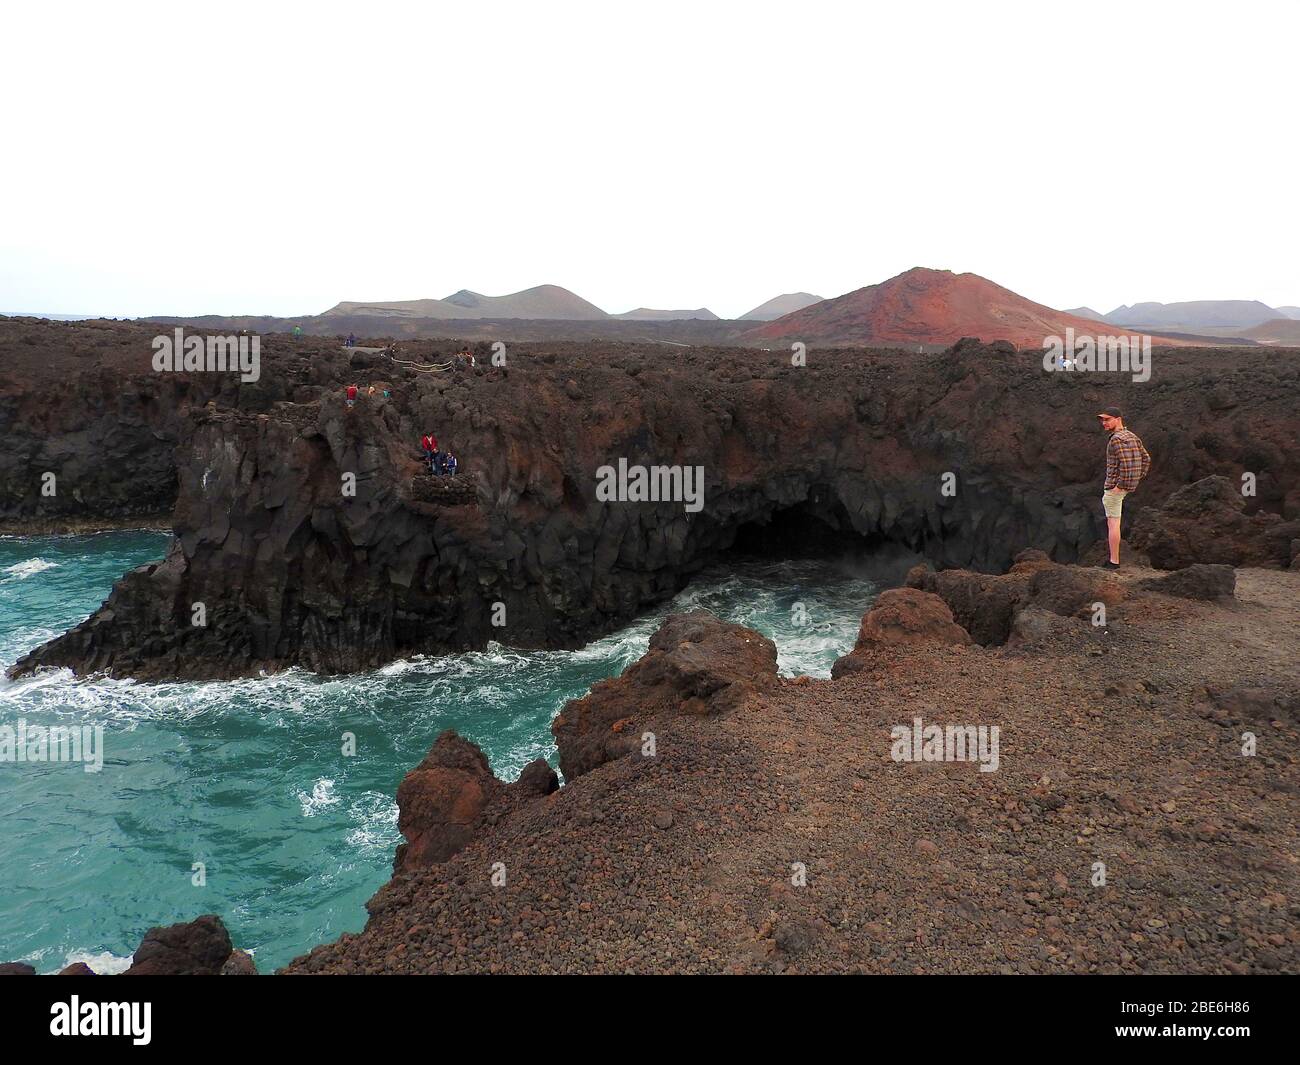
339, 343, 477, 477
339, 383, 459, 477
344, 383, 389, 407
420, 432, 458, 477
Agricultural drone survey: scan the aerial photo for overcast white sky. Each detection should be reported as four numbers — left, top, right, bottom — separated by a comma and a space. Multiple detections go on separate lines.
1, 0, 1296, 319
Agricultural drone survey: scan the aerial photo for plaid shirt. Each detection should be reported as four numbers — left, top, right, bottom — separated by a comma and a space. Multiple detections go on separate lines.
1105, 428, 1151, 491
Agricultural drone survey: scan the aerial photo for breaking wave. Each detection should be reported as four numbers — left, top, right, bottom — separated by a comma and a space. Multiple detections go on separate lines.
0, 531, 878, 971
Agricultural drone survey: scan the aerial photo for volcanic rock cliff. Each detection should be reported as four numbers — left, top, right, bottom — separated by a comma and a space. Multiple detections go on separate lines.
0, 318, 344, 532
286, 553, 1300, 975
5, 317, 1298, 681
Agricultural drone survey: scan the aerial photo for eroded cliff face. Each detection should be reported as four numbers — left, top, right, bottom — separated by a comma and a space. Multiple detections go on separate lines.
6, 320, 1298, 681
0, 318, 340, 531
0, 320, 212, 529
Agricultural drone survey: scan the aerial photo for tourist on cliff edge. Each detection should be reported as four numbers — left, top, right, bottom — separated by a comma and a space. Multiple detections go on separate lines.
1097, 406, 1151, 569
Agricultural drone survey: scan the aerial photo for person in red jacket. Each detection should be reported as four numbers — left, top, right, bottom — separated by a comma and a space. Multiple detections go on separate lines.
421, 432, 437, 473
346, 383, 358, 408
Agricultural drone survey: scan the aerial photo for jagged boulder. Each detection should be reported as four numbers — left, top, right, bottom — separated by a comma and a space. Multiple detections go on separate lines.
0, 962, 36, 975
58, 963, 97, 976
394, 731, 502, 873
906, 567, 1031, 645
1132, 476, 1300, 570
908, 558, 1124, 645
122, 915, 234, 976
854, 588, 972, 648
553, 610, 778, 779
831, 589, 970, 677
393, 731, 557, 874
220, 949, 258, 975
1026, 565, 1125, 616
516, 757, 561, 797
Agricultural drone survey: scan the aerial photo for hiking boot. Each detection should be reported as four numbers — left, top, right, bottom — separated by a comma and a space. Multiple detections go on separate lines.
1102, 561, 1121, 571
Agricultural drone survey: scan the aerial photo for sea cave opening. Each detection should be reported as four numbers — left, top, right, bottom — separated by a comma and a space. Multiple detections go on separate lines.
702, 488, 926, 594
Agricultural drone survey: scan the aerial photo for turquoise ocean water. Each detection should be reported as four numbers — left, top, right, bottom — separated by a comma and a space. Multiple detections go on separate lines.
0, 531, 876, 972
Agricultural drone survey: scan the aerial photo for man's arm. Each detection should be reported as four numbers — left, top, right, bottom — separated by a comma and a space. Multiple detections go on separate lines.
1104, 436, 1120, 490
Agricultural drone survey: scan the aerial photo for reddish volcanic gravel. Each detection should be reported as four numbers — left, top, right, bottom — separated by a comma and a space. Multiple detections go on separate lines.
284, 565, 1299, 975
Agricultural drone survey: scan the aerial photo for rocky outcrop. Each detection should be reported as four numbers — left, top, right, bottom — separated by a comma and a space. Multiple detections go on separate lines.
853, 588, 972, 648
0, 318, 262, 531
7, 319, 1298, 681
1132, 476, 1300, 570
907, 555, 1124, 646
1138, 564, 1237, 601
3, 917, 252, 976
220, 950, 258, 975
552, 610, 778, 779
122, 914, 235, 975
393, 731, 557, 875
831, 588, 969, 677
1026, 564, 1126, 616
905, 563, 1032, 645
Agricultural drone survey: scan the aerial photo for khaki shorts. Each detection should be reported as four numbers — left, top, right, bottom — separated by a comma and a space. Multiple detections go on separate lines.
1102, 488, 1129, 519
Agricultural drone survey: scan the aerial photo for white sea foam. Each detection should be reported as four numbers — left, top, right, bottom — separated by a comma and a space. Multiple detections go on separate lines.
62, 949, 133, 975
298, 778, 339, 817
344, 791, 400, 852
2, 558, 58, 580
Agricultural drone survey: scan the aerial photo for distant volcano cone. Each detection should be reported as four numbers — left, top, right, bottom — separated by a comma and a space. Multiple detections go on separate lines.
744, 268, 1166, 348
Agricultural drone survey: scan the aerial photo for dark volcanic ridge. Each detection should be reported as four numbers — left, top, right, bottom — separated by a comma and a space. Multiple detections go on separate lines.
3, 317, 1298, 683
141, 312, 761, 347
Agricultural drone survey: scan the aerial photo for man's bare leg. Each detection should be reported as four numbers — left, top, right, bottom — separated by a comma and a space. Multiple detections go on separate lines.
1107, 516, 1122, 565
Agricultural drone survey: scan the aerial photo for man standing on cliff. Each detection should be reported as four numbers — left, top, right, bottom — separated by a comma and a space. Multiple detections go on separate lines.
1097, 406, 1151, 569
